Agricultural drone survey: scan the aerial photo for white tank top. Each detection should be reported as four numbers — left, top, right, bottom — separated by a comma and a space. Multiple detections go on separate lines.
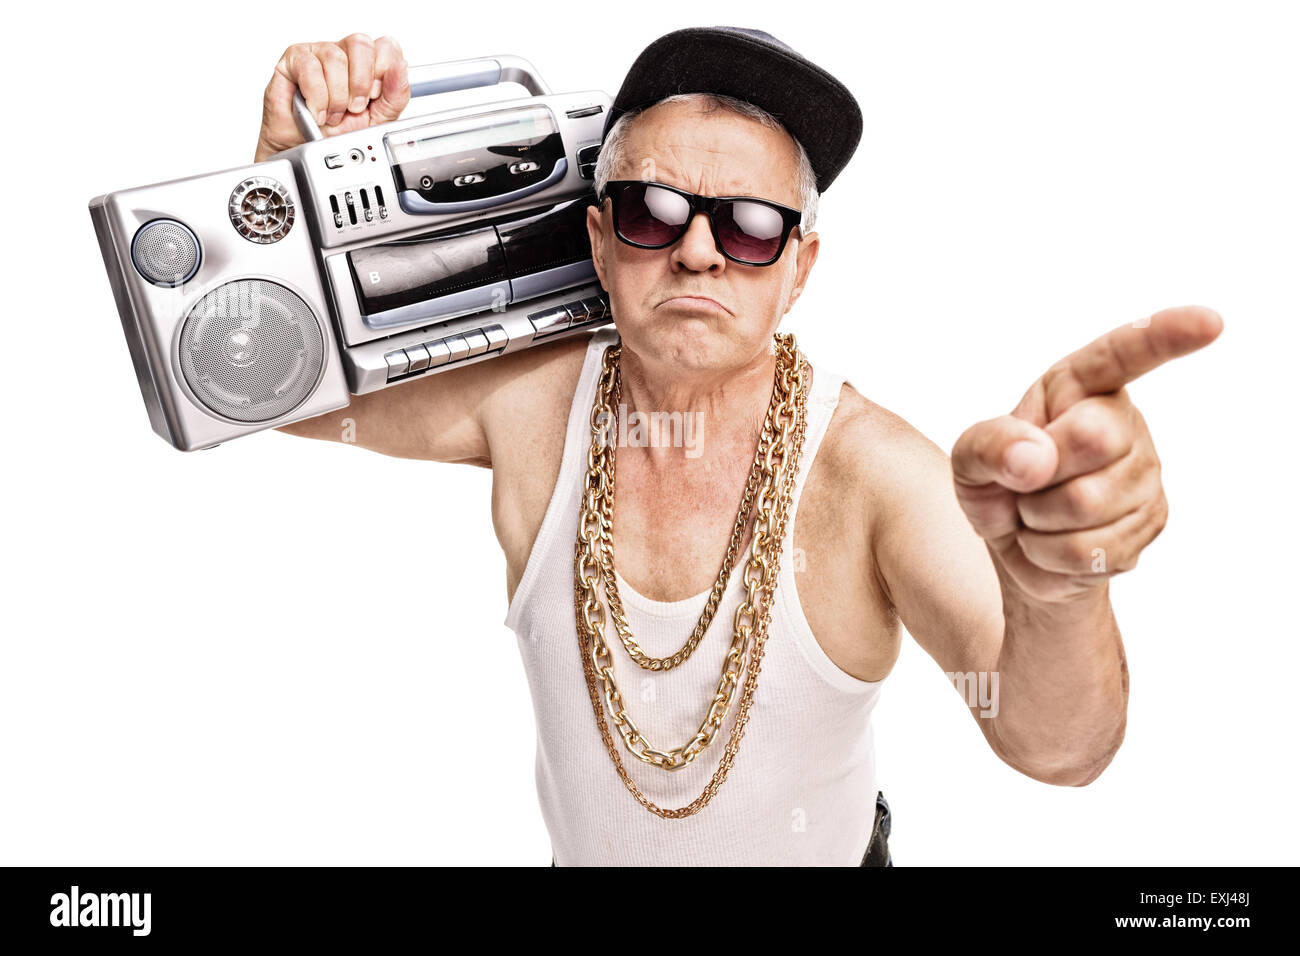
504, 326, 885, 865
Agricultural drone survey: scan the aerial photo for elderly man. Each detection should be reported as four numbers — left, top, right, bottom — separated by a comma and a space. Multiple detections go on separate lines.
255, 27, 1222, 866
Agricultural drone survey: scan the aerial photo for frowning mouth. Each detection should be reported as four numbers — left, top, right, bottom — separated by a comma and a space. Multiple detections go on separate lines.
657, 295, 732, 316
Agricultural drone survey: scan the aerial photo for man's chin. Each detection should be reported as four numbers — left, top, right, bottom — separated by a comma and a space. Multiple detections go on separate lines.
618, 318, 740, 370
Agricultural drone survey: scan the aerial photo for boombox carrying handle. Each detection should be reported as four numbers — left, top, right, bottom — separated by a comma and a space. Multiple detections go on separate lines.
291, 54, 552, 143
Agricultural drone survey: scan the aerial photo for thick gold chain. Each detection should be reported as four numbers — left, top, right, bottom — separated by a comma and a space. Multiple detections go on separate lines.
596, 348, 778, 671
571, 332, 811, 817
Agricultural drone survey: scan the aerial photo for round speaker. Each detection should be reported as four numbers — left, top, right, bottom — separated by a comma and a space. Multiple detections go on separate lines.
228, 177, 295, 243
131, 219, 201, 287
178, 278, 325, 423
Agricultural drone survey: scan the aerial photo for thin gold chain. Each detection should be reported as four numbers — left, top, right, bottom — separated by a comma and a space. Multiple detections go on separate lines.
596, 352, 779, 671
585, 338, 789, 763
571, 332, 811, 817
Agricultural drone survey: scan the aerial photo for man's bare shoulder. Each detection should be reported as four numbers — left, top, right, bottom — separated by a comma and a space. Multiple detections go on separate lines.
815, 381, 960, 619
479, 330, 596, 461
819, 381, 949, 507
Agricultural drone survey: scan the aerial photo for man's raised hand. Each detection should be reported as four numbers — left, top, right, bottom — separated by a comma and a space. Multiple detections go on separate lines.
255, 35, 409, 163
951, 305, 1224, 604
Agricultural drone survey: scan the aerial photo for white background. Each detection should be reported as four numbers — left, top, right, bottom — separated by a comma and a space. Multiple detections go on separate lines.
2, 0, 1295, 865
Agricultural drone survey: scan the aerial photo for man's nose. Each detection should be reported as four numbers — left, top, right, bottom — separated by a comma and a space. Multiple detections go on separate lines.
671, 212, 726, 270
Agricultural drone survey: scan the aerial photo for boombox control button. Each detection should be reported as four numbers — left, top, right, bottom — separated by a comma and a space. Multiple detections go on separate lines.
463, 330, 490, 357
580, 297, 608, 321
405, 344, 432, 373
324, 153, 345, 170
563, 302, 589, 324
424, 340, 452, 367
566, 105, 604, 119
508, 161, 540, 175
483, 325, 509, 351
384, 350, 411, 377
443, 334, 471, 362
453, 173, 486, 187
529, 307, 571, 337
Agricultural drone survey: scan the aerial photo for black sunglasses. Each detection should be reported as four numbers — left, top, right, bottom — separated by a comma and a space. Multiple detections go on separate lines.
598, 180, 803, 267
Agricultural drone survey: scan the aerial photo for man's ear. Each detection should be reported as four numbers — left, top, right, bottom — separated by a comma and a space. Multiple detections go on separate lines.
785, 230, 820, 315
587, 202, 610, 291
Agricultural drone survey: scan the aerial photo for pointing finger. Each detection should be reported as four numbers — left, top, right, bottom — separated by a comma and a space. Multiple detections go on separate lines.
1040, 305, 1223, 419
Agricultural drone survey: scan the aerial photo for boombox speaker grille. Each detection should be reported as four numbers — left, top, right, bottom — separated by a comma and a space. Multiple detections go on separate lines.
178, 279, 325, 423
132, 219, 201, 286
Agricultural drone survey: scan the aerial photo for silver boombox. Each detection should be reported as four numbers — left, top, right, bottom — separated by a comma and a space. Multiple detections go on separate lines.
89, 55, 612, 451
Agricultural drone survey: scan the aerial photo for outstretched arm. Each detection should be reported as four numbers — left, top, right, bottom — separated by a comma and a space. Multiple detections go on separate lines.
870, 305, 1223, 786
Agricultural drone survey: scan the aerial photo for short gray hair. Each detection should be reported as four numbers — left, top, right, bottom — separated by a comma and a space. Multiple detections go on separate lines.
593, 92, 820, 232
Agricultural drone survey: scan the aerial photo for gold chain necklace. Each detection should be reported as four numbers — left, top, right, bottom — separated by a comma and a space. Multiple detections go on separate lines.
596, 353, 777, 671
571, 332, 811, 817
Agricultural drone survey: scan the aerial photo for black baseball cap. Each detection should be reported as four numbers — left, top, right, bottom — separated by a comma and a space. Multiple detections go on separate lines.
601, 26, 863, 193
